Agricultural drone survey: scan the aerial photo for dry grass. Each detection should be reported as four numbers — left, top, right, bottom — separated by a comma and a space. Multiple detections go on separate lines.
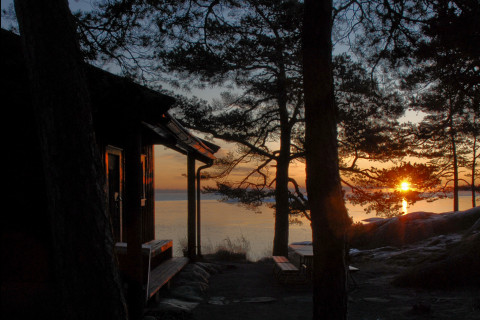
178, 235, 252, 261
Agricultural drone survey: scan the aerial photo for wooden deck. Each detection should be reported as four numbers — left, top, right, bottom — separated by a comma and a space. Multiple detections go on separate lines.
147, 257, 189, 298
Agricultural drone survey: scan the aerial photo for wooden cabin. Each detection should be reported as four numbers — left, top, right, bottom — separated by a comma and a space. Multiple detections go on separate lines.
1, 29, 219, 316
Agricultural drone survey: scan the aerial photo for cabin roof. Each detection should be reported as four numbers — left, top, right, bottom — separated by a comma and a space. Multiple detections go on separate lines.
1, 29, 218, 164
142, 116, 218, 163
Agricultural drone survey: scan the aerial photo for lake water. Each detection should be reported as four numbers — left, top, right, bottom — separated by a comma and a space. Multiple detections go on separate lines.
154, 192, 479, 261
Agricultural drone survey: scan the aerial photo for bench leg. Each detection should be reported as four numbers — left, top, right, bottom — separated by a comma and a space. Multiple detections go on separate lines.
348, 272, 358, 291
273, 264, 281, 279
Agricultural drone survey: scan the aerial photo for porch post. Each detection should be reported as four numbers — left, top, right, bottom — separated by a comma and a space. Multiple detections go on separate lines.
196, 168, 202, 258
124, 121, 144, 319
196, 162, 213, 257
187, 152, 196, 260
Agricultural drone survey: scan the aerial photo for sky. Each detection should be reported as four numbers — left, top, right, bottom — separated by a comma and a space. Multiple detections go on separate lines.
3, 0, 455, 193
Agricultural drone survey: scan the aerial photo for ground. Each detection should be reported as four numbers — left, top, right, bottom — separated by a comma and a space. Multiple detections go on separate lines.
145, 235, 480, 320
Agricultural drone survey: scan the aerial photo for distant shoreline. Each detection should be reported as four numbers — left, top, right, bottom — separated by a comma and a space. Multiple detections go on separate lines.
154, 189, 479, 202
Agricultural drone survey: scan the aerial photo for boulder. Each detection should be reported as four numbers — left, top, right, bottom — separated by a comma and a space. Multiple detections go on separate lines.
172, 280, 208, 293
170, 285, 204, 302
175, 269, 209, 284
154, 298, 199, 312
182, 264, 211, 281
195, 262, 224, 275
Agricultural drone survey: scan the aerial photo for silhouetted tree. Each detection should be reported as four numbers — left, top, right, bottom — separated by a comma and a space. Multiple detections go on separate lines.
337, 0, 479, 83
14, 0, 127, 319
168, 0, 304, 256
331, 54, 412, 216
409, 87, 473, 211
400, 0, 480, 211
463, 114, 480, 207
338, 0, 480, 210
303, 0, 351, 319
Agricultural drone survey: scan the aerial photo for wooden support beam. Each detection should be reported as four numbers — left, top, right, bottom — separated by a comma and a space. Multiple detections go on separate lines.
187, 153, 196, 260
124, 122, 145, 320
196, 168, 202, 257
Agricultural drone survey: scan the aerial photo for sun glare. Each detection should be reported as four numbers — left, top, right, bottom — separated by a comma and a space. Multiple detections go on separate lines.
400, 181, 410, 191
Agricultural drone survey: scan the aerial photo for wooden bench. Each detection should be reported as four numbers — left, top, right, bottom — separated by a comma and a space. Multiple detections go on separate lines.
148, 257, 189, 298
272, 256, 305, 284
115, 240, 187, 301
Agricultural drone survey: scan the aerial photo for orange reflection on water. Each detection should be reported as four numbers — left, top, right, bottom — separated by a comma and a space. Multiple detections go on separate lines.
402, 198, 408, 215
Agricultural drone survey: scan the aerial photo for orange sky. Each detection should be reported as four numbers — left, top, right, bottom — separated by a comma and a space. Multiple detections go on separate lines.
154, 144, 473, 192
153, 110, 474, 191
154, 142, 308, 190
154, 146, 190, 190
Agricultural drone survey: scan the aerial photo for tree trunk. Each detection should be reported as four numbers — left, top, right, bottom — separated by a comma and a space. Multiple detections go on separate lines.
452, 137, 459, 211
272, 73, 292, 256
449, 109, 459, 212
14, 0, 127, 319
273, 149, 290, 256
302, 0, 351, 319
472, 134, 477, 208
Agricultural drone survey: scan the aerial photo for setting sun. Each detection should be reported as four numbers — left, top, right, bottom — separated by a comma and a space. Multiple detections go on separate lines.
400, 181, 410, 191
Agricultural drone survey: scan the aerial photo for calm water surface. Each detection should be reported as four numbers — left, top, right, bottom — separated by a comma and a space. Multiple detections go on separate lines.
154, 192, 478, 261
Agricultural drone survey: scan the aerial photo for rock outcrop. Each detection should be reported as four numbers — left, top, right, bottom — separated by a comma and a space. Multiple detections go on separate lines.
349, 207, 480, 249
